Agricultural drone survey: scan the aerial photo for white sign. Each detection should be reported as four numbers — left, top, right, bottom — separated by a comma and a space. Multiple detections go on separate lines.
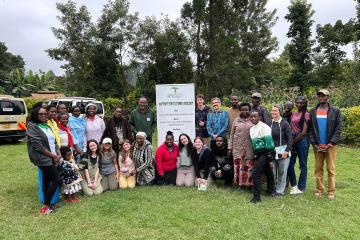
156, 84, 195, 146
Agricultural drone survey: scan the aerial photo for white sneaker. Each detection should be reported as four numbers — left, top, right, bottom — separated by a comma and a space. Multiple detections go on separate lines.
290, 186, 303, 195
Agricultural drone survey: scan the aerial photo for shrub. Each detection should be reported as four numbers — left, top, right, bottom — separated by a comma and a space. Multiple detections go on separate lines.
100, 97, 124, 118
341, 106, 360, 146
24, 97, 41, 113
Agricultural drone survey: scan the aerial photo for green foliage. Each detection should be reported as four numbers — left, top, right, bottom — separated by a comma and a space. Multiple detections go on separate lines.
23, 98, 39, 113
285, 0, 315, 93
100, 97, 124, 118
342, 106, 360, 145
0, 42, 25, 85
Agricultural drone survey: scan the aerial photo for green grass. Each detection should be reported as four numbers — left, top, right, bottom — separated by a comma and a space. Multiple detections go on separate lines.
1, 142, 360, 240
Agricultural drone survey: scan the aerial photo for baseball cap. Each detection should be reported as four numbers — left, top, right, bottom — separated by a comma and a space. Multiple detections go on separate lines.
102, 138, 112, 144
317, 89, 330, 96
251, 92, 262, 98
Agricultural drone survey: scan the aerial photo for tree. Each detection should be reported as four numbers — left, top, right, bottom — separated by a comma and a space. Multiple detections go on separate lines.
47, 0, 137, 98
285, 0, 314, 93
0, 42, 25, 94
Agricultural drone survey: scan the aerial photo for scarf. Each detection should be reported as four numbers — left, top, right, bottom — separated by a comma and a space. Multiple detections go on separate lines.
57, 122, 74, 147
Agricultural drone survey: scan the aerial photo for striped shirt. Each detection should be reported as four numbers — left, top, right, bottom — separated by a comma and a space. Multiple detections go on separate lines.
316, 109, 328, 145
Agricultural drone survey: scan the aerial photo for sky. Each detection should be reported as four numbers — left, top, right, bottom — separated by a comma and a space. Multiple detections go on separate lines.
0, 0, 357, 75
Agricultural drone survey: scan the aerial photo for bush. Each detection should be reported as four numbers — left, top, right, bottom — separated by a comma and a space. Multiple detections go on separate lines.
341, 106, 360, 146
24, 97, 41, 113
100, 97, 124, 118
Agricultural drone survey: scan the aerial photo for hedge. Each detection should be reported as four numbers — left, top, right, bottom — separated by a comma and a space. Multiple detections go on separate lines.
341, 105, 360, 146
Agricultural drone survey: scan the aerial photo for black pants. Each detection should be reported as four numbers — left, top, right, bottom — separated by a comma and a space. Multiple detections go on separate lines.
163, 168, 177, 185
252, 154, 275, 200
212, 170, 234, 186
39, 165, 62, 206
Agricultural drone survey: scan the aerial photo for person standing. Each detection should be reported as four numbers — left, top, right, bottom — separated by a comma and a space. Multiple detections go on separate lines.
195, 94, 211, 146
288, 96, 310, 195
228, 102, 254, 189
133, 132, 156, 185
251, 92, 270, 124
207, 97, 229, 149
249, 111, 275, 204
227, 95, 240, 133
129, 97, 156, 143
57, 103, 68, 114
102, 107, 132, 157
269, 105, 293, 197
57, 113, 75, 148
155, 131, 179, 185
68, 106, 86, 160
26, 106, 62, 214
283, 101, 294, 124
46, 104, 61, 148
83, 103, 105, 151
309, 89, 341, 199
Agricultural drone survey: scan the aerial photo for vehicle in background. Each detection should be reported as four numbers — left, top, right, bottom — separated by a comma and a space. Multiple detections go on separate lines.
45, 97, 105, 118
0, 95, 28, 141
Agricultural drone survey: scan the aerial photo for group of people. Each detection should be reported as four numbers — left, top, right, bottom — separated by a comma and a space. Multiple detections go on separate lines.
26, 89, 341, 214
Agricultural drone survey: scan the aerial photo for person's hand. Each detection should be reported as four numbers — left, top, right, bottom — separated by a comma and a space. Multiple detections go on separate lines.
129, 170, 136, 176
281, 152, 289, 159
197, 178, 202, 185
313, 144, 319, 150
215, 170, 222, 178
199, 120, 205, 127
115, 172, 119, 180
227, 149, 232, 157
213, 134, 218, 139
88, 183, 95, 190
268, 161, 274, 169
53, 155, 61, 162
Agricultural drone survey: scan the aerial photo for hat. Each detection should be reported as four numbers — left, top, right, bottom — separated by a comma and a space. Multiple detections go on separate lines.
317, 89, 330, 96
85, 103, 97, 112
102, 138, 112, 144
251, 92, 262, 98
136, 132, 147, 139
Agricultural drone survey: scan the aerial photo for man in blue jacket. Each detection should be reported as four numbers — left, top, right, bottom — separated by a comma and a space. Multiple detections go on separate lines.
206, 97, 229, 149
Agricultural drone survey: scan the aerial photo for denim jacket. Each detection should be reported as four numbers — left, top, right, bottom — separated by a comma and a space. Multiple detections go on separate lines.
206, 110, 229, 139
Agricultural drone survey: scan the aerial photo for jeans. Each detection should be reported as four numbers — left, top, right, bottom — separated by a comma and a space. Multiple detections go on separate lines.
287, 137, 309, 191
273, 157, 290, 194
252, 154, 275, 200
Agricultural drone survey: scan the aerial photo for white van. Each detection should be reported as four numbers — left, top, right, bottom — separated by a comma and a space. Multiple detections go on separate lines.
46, 97, 105, 118
0, 95, 28, 141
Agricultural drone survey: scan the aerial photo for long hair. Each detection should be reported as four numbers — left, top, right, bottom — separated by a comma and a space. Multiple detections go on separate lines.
295, 96, 308, 130
100, 141, 116, 159
120, 139, 133, 164
178, 133, 194, 156
86, 139, 99, 156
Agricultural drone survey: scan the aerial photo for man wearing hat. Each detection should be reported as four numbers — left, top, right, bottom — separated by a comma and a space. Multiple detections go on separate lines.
309, 89, 341, 199
251, 92, 270, 124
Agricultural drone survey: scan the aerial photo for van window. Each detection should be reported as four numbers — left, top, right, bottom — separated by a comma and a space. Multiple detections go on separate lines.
0, 100, 26, 115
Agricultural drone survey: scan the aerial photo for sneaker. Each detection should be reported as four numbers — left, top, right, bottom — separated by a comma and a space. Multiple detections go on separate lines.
249, 198, 261, 204
315, 192, 322, 198
39, 207, 53, 215
290, 186, 303, 195
71, 196, 81, 203
64, 198, 73, 203
328, 194, 335, 200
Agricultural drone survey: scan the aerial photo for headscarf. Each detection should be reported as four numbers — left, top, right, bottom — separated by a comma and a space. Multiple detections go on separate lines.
136, 131, 147, 139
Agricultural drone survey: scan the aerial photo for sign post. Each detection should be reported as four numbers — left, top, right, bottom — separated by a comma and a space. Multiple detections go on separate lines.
156, 84, 195, 146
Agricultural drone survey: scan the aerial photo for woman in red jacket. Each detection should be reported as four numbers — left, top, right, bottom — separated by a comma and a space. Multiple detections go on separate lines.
155, 131, 179, 185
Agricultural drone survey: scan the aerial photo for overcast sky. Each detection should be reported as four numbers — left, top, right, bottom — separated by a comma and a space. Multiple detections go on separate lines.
0, 0, 357, 75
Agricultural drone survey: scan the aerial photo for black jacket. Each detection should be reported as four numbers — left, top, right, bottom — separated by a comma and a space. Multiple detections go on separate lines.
26, 121, 58, 166
309, 103, 342, 145
269, 119, 293, 152
195, 148, 213, 179
102, 116, 132, 150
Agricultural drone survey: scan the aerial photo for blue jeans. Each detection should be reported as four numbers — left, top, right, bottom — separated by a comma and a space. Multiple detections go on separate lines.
273, 157, 290, 194
287, 137, 309, 191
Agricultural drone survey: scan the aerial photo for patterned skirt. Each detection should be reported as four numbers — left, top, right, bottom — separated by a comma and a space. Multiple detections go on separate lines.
63, 182, 82, 195
234, 155, 254, 187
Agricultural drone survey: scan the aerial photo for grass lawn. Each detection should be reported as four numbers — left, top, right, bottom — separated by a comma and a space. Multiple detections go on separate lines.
0, 141, 360, 240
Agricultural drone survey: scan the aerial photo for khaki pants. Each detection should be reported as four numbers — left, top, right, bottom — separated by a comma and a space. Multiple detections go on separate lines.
119, 174, 136, 189
176, 166, 195, 187
101, 172, 118, 191
314, 146, 337, 195
81, 179, 103, 196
